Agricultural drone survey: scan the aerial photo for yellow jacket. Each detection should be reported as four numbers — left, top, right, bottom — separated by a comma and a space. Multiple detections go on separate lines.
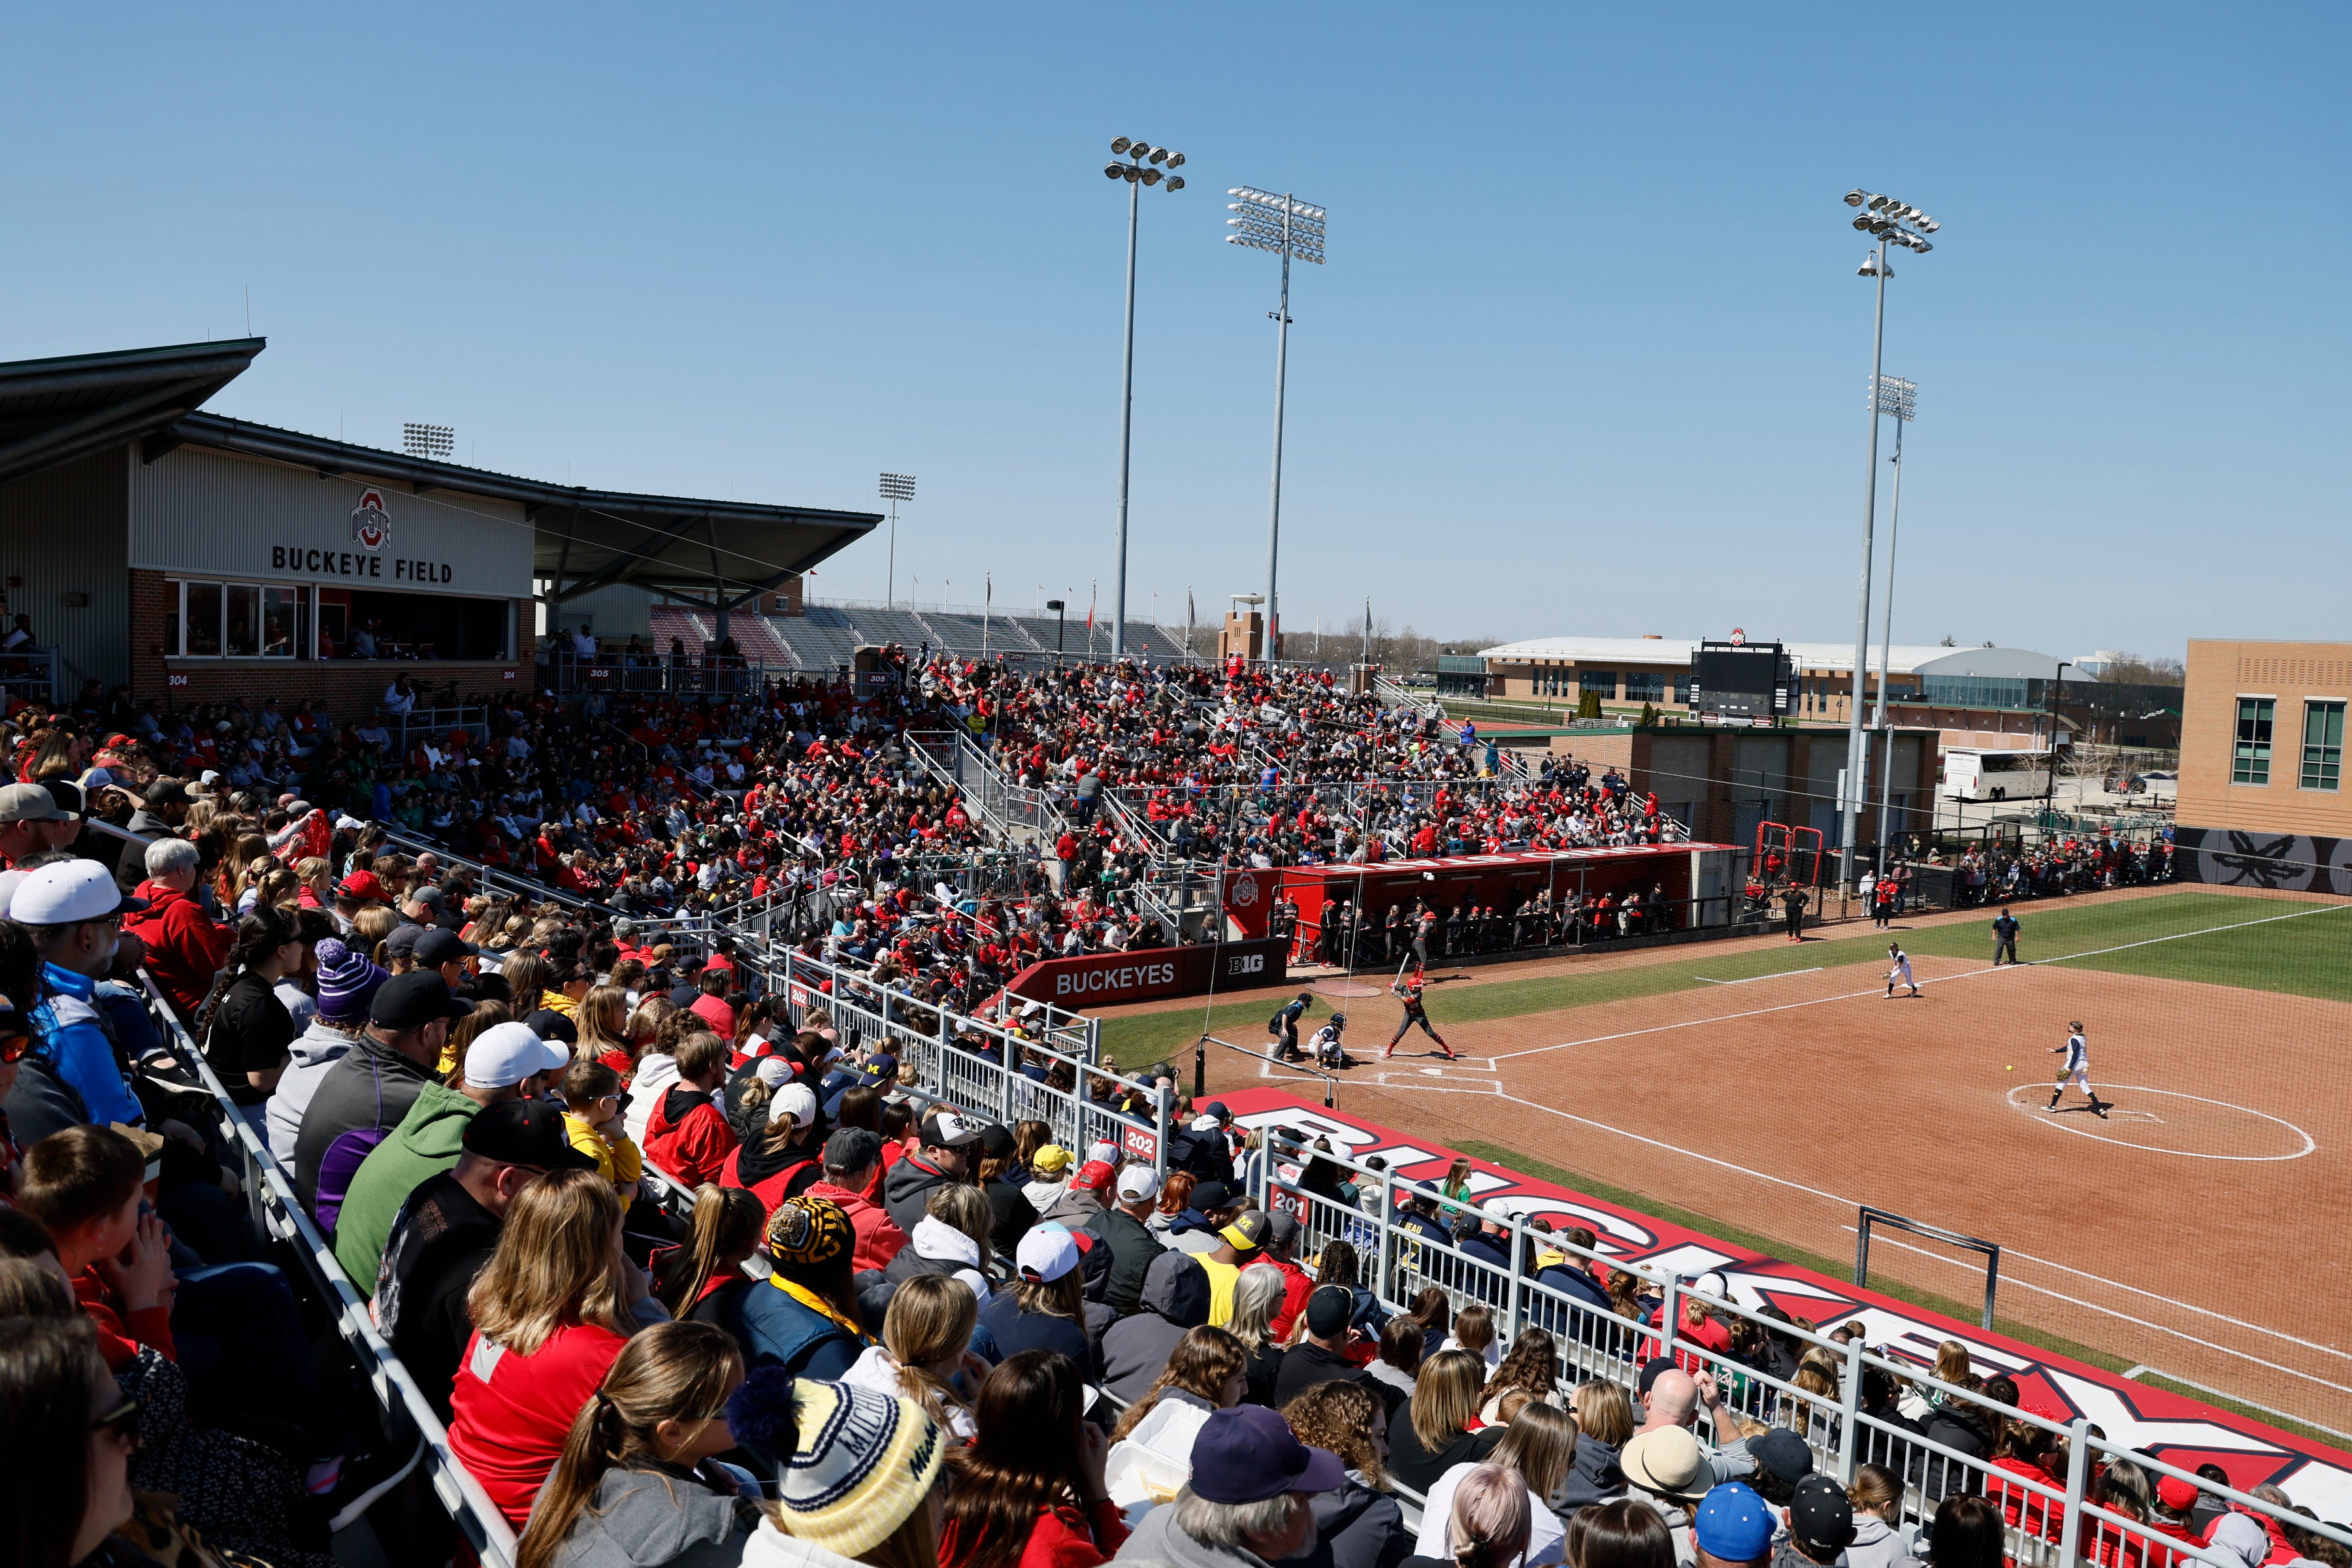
563, 1111, 644, 1212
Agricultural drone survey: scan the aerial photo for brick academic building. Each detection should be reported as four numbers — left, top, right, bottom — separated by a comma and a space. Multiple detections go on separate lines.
0, 338, 878, 710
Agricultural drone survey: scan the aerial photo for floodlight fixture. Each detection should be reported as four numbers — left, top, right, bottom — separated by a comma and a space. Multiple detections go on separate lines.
877, 472, 917, 606
402, 422, 455, 459
1101, 134, 1187, 659
1872, 374, 1918, 421
1225, 184, 1329, 664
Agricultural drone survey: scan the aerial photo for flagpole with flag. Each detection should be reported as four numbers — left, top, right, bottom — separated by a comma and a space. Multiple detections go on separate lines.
1086, 580, 1097, 655
1362, 598, 1372, 667
983, 574, 992, 656
1186, 587, 1196, 664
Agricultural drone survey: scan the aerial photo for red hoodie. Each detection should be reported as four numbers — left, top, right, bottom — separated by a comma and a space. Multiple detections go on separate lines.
122, 880, 232, 1023
644, 1084, 737, 1187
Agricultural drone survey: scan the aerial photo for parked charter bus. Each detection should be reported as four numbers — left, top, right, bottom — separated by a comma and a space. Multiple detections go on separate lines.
1943, 747, 2053, 802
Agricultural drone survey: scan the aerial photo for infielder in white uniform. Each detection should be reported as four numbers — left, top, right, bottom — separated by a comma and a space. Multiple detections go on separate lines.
2046, 1019, 2110, 1117
1884, 943, 1919, 998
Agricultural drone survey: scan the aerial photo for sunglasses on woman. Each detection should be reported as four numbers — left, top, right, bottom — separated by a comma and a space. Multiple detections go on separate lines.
0, 1029, 30, 1065
90, 1394, 141, 1447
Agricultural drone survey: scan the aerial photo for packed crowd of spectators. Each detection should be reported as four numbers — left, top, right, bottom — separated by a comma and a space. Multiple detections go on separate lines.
1931, 834, 2176, 907
1, 685, 2342, 1568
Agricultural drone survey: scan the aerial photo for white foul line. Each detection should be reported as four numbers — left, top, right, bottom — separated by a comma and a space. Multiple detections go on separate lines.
1695, 967, 1822, 985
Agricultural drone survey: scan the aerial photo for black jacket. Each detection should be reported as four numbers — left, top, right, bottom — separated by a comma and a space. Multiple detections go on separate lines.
204, 972, 296, 1105
880, 1153, 960, 1234
2, 1053, 90, 1149
1909, 1401, 1993, 1502
1083, 1205, 1160, 1318
1386, 1403, 1502, 1495
1558, 1432, 1625, 1512
1272, 1341, 1378, 1411
983, 1175, 1039, 1256
291, 1035, 434, 1208
1279, 1476, 1409, 1568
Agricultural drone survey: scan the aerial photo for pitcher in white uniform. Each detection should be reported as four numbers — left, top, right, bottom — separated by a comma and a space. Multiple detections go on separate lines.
2046, 1019, 2110, 1118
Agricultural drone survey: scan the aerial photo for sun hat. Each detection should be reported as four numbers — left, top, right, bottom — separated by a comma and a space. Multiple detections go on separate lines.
1622, 1426, 1710, 1501
312, 938, 387, 1023
727, 1373, 944, 1560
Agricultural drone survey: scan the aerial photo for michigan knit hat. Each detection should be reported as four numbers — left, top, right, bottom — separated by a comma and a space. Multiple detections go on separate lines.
313, 938, 387, 1022
728, 1373, 945, 1560
766, 1195, 854, 1271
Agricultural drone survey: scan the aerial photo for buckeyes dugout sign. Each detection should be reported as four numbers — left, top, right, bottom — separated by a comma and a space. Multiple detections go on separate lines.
1002, 938, 1291, 1009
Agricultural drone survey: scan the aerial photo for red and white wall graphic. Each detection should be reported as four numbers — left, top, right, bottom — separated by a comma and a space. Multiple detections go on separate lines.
1217, 1088, 2352, 1514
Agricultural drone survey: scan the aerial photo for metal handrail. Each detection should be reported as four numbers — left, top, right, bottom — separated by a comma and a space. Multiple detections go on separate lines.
133, 972, 519, 1565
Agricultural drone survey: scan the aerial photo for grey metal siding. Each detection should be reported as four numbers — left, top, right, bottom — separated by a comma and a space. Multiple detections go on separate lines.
0, 450, 131, 690
128, 446, 532, 598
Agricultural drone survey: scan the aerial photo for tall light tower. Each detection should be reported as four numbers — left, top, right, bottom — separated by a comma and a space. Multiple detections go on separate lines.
878, 472, 916, 606
1103, 136, 1187, 659
1836, 188, 1938, 890
1226, 186, 1326, 664
1869, 375, 1918, 871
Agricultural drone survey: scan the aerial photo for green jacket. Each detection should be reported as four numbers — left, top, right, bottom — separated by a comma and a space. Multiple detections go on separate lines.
332, 1081, 482, 1298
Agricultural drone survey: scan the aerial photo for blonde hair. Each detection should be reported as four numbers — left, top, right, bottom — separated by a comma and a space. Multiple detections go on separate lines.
574, 985, 630, 1064
1411, 1348, 1488, 1453
514, 1321, 743, 1568
1227, 1264, 1290, 1354
1573, 1380, 1635, 1447
653, 1185, 764, 1316
1492, 1403, 1576, 1502
883, 1274, 979, 1433
1445, 1463, 1532, 1568
926, 1183, 996, 1279
1934, 1339, 1972, 1386
467, 1168, 629, 1356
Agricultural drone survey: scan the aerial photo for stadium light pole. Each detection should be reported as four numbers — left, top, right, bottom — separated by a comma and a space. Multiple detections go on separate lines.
878, 472, 916, 606
1226, 186, 1327, 664
1837, 188, 1938, 891
1103, 137, 1187, 661
1870, 376, 1918, 873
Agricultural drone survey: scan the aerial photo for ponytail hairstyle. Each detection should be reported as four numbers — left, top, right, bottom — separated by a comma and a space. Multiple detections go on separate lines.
197, 902, 301, 1046
513, 1320, 744, 1568
1444, 1463, 1533, 1568
880, 1273, 979, 1433
652, 1185, 764, 1316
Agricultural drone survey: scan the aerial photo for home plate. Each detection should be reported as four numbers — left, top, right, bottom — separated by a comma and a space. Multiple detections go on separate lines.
1421, 1067, 1445, 1077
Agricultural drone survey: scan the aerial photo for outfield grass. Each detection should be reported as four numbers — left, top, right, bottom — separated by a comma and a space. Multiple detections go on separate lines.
1097, 889, 2352, 1065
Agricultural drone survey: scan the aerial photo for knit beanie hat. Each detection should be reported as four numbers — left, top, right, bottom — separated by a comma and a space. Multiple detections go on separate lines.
727, 1373, 943, 1558
314, 938, 387, 1024
766, 1195, 854, 1273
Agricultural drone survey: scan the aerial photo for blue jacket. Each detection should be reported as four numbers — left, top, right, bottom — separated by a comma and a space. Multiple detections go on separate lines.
33, 964, 143, 1128
715, 1277, 871, 1380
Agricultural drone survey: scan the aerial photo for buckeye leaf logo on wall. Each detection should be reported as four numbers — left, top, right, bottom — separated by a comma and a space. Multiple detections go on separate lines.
350, 488, 392, 552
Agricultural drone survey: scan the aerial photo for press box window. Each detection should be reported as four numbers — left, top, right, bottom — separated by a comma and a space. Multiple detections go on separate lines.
2300, 700, 2344, 791
2232, 698, 2274, 785
166, 580, 310, 659
1579, 670, 1618, 699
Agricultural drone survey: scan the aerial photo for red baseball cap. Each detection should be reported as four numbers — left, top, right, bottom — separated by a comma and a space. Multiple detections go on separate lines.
338, 870, 388, 901
2157, 1475, 2200, 1512
1073, 1160, 1116, 1192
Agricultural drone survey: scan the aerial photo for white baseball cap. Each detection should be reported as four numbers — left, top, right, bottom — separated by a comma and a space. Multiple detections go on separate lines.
465, 1022, 570, 1089
769, 1082, 818, 1128
1117, 1165, 1162, 1203
754, 1058, 794, 1088
1087, 1140, 1120, 1167
1017, 1222, 1081, 1283
9, 860, 148, 925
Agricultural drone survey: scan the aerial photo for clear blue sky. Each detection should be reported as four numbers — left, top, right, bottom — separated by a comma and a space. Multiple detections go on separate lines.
7, 4, 2344, 658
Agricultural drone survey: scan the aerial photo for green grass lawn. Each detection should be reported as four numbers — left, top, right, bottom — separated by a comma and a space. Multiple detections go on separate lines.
1098, 889, 2352, 1064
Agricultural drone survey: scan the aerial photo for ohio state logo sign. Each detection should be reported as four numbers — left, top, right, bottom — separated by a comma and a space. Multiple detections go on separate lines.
1228, 872, 1260, 909
350, 488, 392, 552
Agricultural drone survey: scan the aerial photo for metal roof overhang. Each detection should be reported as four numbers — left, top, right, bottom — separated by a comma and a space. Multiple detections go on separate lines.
162, 413, 882, 611
0, 338, 265, 486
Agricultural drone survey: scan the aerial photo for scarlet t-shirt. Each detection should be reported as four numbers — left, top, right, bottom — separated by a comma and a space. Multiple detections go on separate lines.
448, 1320, 629, 1526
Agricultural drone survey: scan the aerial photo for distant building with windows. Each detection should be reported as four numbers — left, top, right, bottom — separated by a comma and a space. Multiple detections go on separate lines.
2177, 640, 2352, 847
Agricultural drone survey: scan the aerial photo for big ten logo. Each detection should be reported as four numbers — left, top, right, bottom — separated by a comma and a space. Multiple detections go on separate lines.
1225, 951, 1266, 977
1121, 1126, 1158, 1162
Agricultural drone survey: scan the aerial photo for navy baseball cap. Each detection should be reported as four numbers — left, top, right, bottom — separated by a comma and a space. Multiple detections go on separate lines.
1186, 1405, 1347, 1504
1693, 1483, 1774, 1563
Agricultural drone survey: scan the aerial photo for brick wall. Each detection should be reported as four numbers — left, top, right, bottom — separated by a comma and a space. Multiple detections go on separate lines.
2177, 639, 2352, 838
131, 567, 532, 713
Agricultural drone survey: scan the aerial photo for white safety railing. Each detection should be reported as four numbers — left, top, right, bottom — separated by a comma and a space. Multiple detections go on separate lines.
131, 972, 518, 1566
1248, 1131, 2349, 1568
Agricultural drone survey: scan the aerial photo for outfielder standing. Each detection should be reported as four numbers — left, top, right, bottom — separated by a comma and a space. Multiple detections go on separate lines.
1884, 943, 1919, 998
1386, 967, 1456, 1060
2046, 1019, 2109, 1118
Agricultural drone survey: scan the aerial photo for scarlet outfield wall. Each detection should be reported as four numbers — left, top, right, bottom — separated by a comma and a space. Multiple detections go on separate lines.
1218, 1087, 2352, 1514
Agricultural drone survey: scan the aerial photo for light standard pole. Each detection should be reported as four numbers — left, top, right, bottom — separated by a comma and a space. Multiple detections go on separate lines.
878, 472, 915, 606
2040, 661, 2072, 827
1047, 598, 1067, 665
1870, 376, 1917, 872
1102, 136, 1187, 661
1226, 186, 1327, 664
1836, 188, 1938, 891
